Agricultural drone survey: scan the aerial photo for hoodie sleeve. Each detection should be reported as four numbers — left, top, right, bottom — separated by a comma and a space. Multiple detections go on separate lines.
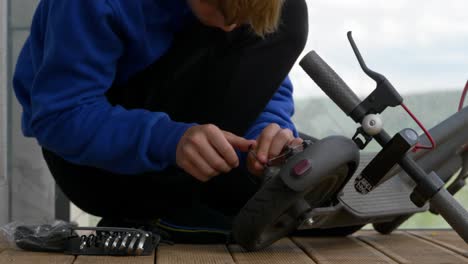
22, 0, 195, 174
244, 76, 298, 140
238, 76, 298, 169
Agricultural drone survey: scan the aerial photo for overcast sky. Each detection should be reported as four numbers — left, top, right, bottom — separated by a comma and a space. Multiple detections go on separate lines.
291, 0, 468, 98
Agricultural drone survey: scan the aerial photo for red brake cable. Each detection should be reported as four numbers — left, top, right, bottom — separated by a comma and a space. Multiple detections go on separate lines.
401, 103, 436, 152
458, 80, 468, 112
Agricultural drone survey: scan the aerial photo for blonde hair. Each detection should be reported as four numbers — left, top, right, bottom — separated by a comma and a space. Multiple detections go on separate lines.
206, 0, 285, 37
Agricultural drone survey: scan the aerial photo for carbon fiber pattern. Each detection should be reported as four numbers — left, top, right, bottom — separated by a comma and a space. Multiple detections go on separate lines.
300, 51, 361, 115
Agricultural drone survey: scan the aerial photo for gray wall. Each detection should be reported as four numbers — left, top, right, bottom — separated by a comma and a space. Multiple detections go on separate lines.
7, 0, 55, 223
0, 1, 9, 226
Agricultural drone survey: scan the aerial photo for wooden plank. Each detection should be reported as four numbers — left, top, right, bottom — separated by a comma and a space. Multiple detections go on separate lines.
156, 244, 234, 264
74, 255, 154, 264
357, 231, 468, 263
0, 249, 75, 264
229, 238, 315, 264
408, 230, 468, 258
0, 234, 8, 253
292, 236, 396, 264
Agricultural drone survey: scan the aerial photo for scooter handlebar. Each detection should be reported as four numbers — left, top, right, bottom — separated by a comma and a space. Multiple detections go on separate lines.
430, 187, 468, 243
300, 51, 361, 116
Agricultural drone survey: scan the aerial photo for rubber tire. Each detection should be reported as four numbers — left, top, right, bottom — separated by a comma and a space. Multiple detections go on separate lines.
373, 215, 412, 235
232, 175, 303, 251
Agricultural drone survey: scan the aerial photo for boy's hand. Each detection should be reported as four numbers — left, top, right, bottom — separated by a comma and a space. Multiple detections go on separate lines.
176, 124, 255, 182
247, 124, 303, 176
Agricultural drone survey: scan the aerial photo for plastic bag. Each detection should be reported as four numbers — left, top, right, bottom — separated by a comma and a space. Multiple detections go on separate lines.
0, 220, 77, 252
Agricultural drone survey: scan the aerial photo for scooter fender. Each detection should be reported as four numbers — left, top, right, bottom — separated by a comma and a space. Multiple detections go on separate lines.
280, 136, 360, 193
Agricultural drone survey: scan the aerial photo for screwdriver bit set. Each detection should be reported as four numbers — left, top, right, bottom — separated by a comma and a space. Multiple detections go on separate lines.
66, 227, 160, 256
12, 223, 160, 256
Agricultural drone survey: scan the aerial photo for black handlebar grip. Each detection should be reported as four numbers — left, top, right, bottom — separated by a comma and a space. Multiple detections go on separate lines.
300, 51, 361, 116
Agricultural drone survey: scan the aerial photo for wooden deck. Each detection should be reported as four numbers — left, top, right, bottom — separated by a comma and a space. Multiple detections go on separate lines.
1, 230, 467, 263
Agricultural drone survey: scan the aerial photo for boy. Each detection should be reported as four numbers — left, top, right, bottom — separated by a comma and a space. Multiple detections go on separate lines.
13, 0, 308, 242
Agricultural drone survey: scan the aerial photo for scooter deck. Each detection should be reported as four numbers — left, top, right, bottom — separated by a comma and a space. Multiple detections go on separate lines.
340, 153, 423, 216
299, 153, 427, 230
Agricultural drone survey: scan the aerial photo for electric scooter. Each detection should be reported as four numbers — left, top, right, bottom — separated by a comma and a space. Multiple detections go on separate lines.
232, 32, 468, 251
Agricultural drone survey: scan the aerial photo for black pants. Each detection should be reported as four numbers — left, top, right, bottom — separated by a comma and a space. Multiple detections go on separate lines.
43, 0, 308, 227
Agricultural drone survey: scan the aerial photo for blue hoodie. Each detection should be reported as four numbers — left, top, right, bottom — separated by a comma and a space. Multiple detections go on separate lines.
13, 0, 298, 174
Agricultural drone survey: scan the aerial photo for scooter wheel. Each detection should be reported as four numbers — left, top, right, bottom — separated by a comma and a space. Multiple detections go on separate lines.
232, 165, 352, 251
